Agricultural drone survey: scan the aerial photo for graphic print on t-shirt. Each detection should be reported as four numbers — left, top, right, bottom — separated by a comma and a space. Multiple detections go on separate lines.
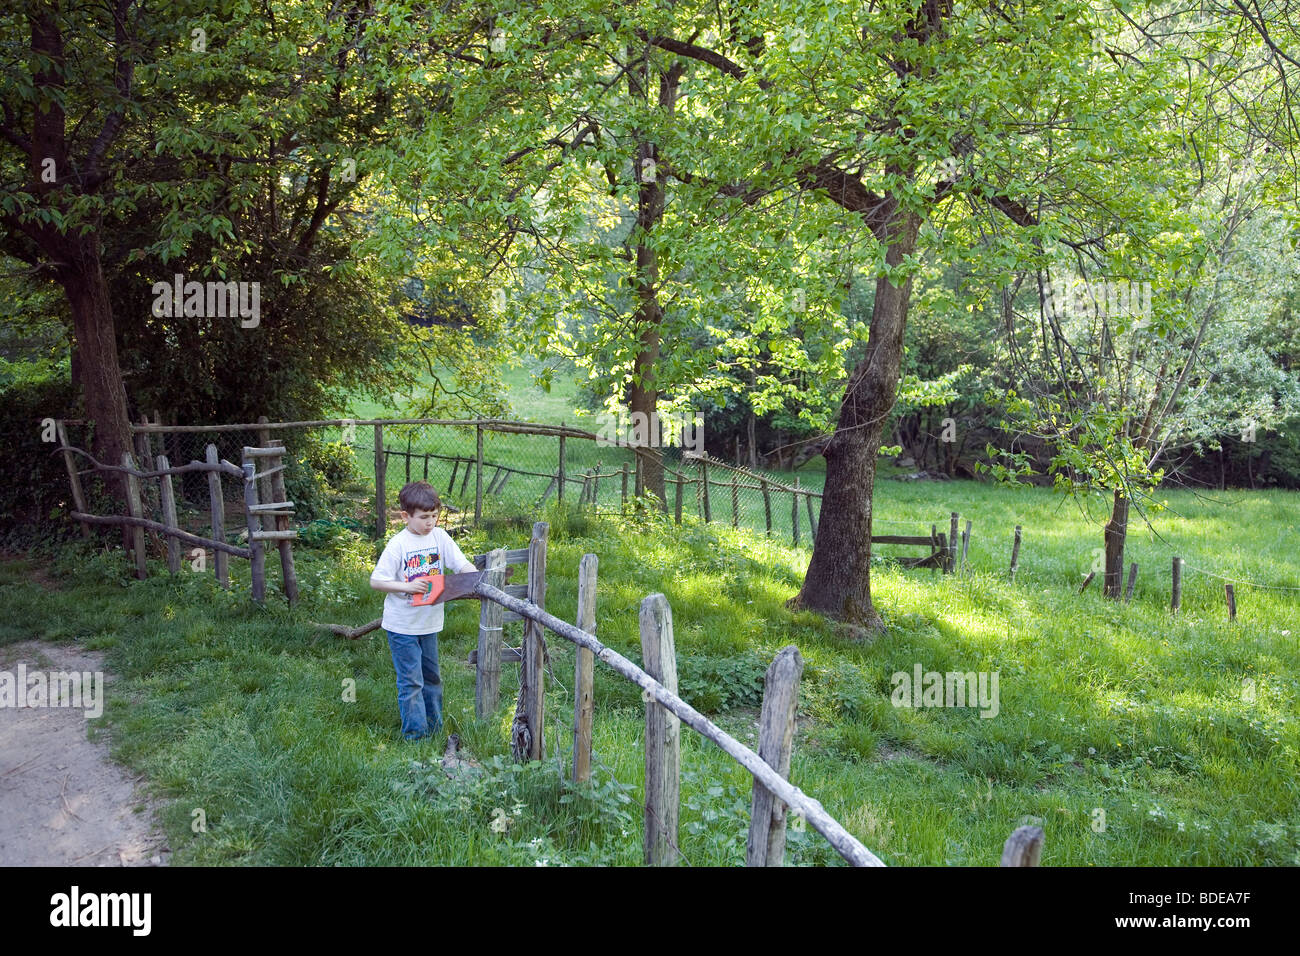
401, 546, 442, 602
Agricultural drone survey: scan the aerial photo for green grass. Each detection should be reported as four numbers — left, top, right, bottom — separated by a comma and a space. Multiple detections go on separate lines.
3, 476, 1298, 866
9, 364, 1296, 865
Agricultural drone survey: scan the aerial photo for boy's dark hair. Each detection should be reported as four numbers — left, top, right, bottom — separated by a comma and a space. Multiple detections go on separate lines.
399, 481, 441, 514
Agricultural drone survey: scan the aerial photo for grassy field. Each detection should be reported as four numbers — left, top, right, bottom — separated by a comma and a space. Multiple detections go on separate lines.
3, 363, 1296, 866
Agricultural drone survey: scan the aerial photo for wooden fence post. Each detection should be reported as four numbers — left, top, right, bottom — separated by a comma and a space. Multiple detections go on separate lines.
572, 553, 598, 784
269, 440, 298, 605
56, 422, 91, 538
123, 452, 147, 580
1009, 525, 1022, 581
762, 479, 772, 536
640, 592, 680, 866
621, 463, 629, 512
255, 416, 275, 507
1225, 583, 1236, 621
947, 511, 959, 573
476, 548, 506, 719
374, 423, 386, 539
511, 522, 548, 762
674, 472, 683, 524
156, 454, 181, 574
961, 518, 972, 572
1171, 556, 1182, 613
1124, 562, 1137, 603
791, 479, 800, 547
701, 459, 711, 522
746, 646, 804, 866
731, 477, 739, 529
206, 444, 229, 589
243, 461, 265, 603
558, 423, 566, 503
135, 416, 160, 522
1000, 826, 1044, 866
1079, 571, 1096, 594
475, 420, 484, 525
806, 493, 817, 539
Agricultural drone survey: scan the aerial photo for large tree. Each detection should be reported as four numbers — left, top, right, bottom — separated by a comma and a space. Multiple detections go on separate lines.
0, 0, 506, 501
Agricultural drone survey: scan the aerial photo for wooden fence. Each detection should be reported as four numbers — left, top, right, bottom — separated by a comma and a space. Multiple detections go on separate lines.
466, 520, 1042, 868
119, 416, 996, 570
56, 431, 298, 604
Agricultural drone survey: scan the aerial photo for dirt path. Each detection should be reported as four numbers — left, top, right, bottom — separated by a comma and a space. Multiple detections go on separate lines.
0, 641, 169, 866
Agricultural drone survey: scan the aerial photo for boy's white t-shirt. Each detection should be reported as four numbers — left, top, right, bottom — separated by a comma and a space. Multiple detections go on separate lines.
370, 526, 477, 635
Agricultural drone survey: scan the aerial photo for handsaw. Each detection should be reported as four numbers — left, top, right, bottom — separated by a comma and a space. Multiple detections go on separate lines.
412, 565, 514, 606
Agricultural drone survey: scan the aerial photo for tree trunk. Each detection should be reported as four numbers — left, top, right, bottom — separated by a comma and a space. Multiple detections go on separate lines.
61, 242, 134, 517
624, 67, 681, 509
1103, 489, 1128, 600
791, 203, 921, 629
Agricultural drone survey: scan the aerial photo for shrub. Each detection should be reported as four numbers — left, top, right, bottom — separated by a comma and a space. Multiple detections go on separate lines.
308, 440, 361, 489
0, 376, 83, 547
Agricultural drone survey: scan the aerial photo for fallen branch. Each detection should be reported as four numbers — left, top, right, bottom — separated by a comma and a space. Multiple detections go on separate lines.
310, 618, 382, 640
54, 445, 245, 480
70, 512, 252, 559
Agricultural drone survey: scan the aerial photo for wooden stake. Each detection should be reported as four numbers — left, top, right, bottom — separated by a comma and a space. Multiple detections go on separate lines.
56, 422, 91, 538
572, 554, 597, 784
511, 522, 548, 762
1225, 583, 1236, 621
762, 478, 772, 536
701, 458, 711, 522
156, 454, 181, 574
1000, 826, 1044, 866
123, 452, 147, 580
206, 444, 229, 588
1124, 562, 1137, 603
1171, 556, 1182, 614
558, 423, 566, 503
476, 548, 506, 719
961, 518, 972, 572
791, 479, 800, 547
947, 512, 959, 574
243, 461, 265, 603
374, 423, 386, 539
1009, 525, 1022, 581
731, 477, 739, 529
641, 593, 680, 866
475, 420, 484, 525
269, 440, 297, 605
1079, 571, 1096, 593
255, 417, 275, 516
674, 472, 683, 524
806, 492, 817, 540
746, 646, 803, 866
621, 463, 629, 512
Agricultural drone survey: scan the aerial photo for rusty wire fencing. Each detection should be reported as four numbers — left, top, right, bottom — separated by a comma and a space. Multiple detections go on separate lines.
58, 417, 854, 551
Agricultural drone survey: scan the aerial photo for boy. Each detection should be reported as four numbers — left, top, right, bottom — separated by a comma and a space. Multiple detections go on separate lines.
370, 481, 477, 741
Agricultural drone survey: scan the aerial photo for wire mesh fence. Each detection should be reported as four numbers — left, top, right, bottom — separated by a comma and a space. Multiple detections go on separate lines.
55, 417, 967, 565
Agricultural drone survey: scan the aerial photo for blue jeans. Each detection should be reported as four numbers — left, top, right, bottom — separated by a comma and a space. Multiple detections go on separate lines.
386, 630, 442, 741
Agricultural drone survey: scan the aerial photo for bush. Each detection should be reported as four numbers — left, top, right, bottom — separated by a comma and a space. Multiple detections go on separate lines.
0, 376, 84, 547
308, 440, 361, 489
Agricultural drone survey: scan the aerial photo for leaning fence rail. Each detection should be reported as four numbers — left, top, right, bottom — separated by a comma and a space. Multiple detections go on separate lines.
469, 571, 886, 867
